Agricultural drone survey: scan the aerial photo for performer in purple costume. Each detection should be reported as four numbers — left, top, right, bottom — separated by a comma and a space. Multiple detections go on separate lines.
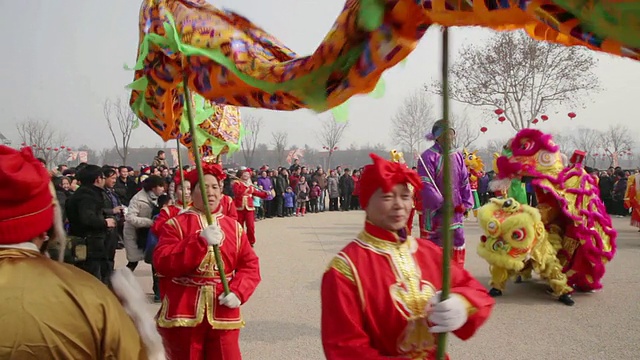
417, 120, 473, 267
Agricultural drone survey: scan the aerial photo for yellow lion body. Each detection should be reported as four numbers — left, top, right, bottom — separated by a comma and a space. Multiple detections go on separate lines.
477, 198, 573, 297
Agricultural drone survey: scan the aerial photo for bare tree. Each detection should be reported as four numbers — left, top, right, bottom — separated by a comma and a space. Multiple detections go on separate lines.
569, 128, 603, 166
103, 98, 138, 165
240, 115, 263, 167
271, 131, 288, 166
427, 30, 599, 131
451, 112, 480, 149
317, 117, 348, 169
600, 124, 634, 167
391, 91, 433, 155
550, 133, 574, 155
16, 118, 67, 166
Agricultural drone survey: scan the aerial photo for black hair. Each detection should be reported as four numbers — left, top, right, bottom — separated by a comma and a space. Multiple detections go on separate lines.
157, 150, 165, 156
103, 168, 117, 178
77, 164, 103, 185
118, 165, 128, 171
62, 168, 76, 176
157, 194, 171, 208
142, 175, 166, 191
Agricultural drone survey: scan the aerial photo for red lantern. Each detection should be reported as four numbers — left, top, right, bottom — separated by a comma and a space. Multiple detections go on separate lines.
593, 153, 599, 156
532, 118, 539, 124
46, 147, 51, 150
541, 115, 549, 121
54, 148, 59, 151
498, 116, 506, 122
480, 126, 488, 133
38, 147, 42, 151
20, 142, 26, 146
32, 144, 37, 147
568, 112, 576, 119
67, 148, 72, 151
494, 109, 504, 115
60, 146, 66, 149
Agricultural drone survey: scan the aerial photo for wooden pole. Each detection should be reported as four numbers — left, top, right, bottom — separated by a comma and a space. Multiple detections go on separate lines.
183, 72, 230, 295
436, 26, 453, 360
176, 139, 187, 208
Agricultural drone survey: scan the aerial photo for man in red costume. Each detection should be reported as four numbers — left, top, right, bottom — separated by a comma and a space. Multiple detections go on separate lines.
153, 161, 261, 360
321, 153, 494, 359
232, 168, 267, 246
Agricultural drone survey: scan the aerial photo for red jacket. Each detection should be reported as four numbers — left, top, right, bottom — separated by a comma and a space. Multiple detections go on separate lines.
217, 195, 238, 220
153, 210, 261, 329
321, 222, 494, 359
232, 181, 267, 211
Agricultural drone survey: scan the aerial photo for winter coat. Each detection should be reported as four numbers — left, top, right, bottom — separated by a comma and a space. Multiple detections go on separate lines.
257, 176, 274, 200
313, 173, 328, 189
113, 176, 138, 206
310, 185, 322, 199
327, 176, 340, 198
123, 190, 158, 262
65, 185, 109, 260
296, 181, 310, 202
284, 192, 295, 208
339, 174, 354, 196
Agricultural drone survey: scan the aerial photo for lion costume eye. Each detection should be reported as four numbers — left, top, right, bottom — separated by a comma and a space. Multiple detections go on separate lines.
511, 229, 526, 241
519, 139, 533, 151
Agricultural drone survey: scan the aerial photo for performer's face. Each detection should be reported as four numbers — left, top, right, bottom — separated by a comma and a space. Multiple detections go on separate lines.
192, 175, 222, 212
366, 184, 413, 231
176, 181, 191, 204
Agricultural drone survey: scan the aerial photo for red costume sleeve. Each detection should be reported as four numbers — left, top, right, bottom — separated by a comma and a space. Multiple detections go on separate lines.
232, 181, 246, 198
226, 198, 238, 220
321, 268, 411, 360
228, 224, 261, 303
151, 206, 180, 235
152, 217, 209, 277
449, 262, 495, 340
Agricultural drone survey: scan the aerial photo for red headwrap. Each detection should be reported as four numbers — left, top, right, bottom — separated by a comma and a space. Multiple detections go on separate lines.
187, 162, 227, 191
359, 153, 422, 209
0, 146, 55, 244
173, 170, 188, 188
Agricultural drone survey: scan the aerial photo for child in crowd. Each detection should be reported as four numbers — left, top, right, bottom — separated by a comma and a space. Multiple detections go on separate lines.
254, 185, 264, 220
284, 187, 295, 217
310, 180, 322, 213
296, 176, 310, 217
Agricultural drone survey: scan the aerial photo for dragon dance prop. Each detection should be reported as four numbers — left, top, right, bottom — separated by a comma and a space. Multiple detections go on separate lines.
128, 0, 640, 129
494, 129, 616, 293
477, 198, 575, 305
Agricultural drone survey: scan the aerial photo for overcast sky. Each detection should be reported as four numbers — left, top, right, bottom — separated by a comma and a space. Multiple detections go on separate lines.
2, 0, 639, 152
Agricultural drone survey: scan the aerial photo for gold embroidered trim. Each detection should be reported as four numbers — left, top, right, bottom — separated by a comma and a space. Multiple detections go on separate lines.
328, 254, 355, 283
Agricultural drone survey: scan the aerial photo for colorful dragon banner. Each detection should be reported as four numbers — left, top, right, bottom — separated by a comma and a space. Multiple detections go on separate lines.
129, 0, 640, 133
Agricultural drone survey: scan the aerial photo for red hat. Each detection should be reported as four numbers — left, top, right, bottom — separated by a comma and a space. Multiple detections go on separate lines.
187, 162, 227, 191
173, 170, 189, 188
0, 146, 55, 244
359, 153, 422, 209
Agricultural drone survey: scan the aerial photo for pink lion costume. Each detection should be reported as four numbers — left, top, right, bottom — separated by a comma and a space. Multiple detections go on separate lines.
494, 129, 616, 292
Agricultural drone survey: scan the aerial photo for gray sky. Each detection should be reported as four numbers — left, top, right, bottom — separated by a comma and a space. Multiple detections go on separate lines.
2, 0, 639, 152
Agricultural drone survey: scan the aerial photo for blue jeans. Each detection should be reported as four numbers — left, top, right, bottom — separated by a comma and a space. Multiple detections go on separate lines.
319, 190, 326, 211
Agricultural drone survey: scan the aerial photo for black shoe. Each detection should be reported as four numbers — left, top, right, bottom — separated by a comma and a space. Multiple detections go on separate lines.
558, 294, 575, 306
488, 288, 503, 297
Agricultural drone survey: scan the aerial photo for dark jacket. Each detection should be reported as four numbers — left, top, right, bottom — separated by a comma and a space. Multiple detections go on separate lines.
339, 174, 354, 196
66, 185, 109, 260
114, 177, 137, 206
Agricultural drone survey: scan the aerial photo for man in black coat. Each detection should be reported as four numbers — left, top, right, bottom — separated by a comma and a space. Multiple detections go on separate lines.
113, 166, 137, 206
339, 168, 354, 211
66, 165, 116, 285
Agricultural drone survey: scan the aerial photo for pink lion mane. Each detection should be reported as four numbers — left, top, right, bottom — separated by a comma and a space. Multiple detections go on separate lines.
510, 129, 559, 156
495, 156, 523, 179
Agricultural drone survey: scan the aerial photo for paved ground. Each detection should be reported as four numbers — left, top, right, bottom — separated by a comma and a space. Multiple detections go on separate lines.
118, 212, 640, 360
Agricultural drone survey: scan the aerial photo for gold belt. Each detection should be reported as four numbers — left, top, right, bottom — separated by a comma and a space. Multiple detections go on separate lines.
171, 275, 234, 287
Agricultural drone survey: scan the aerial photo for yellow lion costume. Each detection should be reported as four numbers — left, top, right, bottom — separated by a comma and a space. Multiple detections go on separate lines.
477, 198, 575, 306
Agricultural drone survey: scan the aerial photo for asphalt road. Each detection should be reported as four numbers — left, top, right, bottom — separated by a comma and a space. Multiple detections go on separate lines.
118, 212, 640, 360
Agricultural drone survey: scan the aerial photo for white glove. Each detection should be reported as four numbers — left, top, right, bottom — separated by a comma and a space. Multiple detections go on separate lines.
427, 292, 469, 333
218, 292, 241, 309
201, 224, 224, 246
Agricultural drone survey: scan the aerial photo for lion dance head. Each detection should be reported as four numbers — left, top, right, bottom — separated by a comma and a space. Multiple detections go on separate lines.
477, 198, 546, 271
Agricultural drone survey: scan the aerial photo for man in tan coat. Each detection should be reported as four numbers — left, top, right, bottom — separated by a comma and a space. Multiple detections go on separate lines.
0, 145, 165, 359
